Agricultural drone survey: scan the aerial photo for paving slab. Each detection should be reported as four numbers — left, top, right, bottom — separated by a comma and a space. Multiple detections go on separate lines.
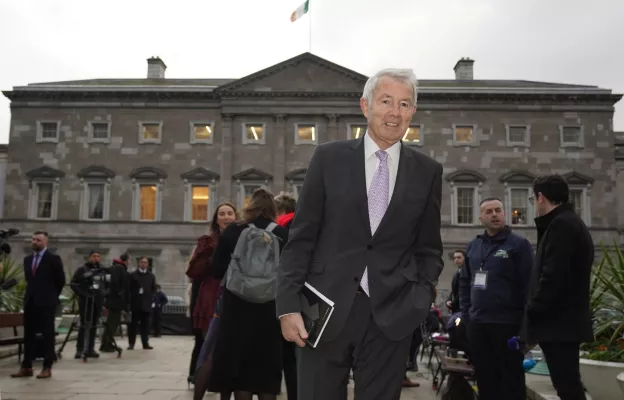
0, 335, 439, 399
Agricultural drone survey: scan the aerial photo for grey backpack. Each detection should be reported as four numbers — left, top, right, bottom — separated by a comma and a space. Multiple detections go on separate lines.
225, 222, 280, 303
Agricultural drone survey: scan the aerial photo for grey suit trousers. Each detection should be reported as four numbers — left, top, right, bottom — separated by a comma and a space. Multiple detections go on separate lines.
296, 291, 412, 400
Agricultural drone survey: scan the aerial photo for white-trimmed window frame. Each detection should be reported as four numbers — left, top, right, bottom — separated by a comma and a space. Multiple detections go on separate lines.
138, 121, 163, 144
79, 179, 111, 221
403, 123, 424, 146
289, 181, 305, 199
88, 121, 111, 143
347, 123, 368, 140
505, 124, 531, 147
504, 185, 534, 227
237, 180, 268, 209
183, 179, 219, 222
28, 179, 60, 220
450, 183, 481, 225
559, 125, 584, 148
452, 124, 478, 146
242, 122, 266, 145
190, 121, 214, 145
294, 122, 318, 145
131, 178, 163, 221
569, 185, 592, 226
36, 120, 60, 143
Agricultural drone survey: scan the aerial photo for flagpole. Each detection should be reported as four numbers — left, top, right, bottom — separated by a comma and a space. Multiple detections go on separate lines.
308, 2, 312, 53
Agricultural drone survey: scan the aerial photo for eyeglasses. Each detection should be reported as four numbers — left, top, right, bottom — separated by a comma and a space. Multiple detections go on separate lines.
528, 196, 534, 205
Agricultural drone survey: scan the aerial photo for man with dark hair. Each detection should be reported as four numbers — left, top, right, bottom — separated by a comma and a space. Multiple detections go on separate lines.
459, 197, 533, 400
11, 231, 65, 379
522, 175, 594, 400
128, 256, 157, 350
101, 253, 131, 352
446, 249, 466, 313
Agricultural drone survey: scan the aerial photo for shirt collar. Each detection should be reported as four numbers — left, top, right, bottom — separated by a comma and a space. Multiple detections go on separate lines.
364, 130, 401, 162
35, 248, 47, 257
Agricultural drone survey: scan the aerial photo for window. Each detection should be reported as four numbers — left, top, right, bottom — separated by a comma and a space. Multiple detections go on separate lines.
84, 183, 106, 220
446, 170, 485, 225
403, 125, 422, 145
26, 166, 64, 220
295, 123, 317, 145
181, 167, 220, 221
559, 125, 583, 147
453, 125, 475, 145
509, 188, 531, 226
138, 121, 162, 144
293, 183, 304, 199
191, 185, 210, 221
348, 124, 367, 139
89, 122, 110, 142
241, 184, 263, 208
139, 185, 158, 221
456, 187, 476, 224
506, 125, 530, 146
242, 123, 265, 145
570, 189, 583, 217
233, 168, 272, 209
77, 166, 114, 221
35, 182, 54, 219
190, 121, 214, 144
36, 121, 60, 143
563, 171, 593, 225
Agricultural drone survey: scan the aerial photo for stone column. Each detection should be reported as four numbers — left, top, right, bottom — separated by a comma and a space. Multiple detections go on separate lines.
272, 114, 287, 193
219, 113, 234, 203
326, 113, 339, 142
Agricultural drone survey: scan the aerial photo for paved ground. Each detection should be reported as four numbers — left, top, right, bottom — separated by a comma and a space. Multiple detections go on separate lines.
0, 336, 439, 400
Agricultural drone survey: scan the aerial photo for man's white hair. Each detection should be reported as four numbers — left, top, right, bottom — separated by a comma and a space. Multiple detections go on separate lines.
361, 68, 419, 108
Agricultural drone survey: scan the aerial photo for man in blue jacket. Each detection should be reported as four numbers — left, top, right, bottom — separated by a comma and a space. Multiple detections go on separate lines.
459, 197, 534, 400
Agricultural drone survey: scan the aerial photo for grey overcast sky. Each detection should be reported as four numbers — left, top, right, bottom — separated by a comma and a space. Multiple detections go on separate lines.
1, 0, 623, 144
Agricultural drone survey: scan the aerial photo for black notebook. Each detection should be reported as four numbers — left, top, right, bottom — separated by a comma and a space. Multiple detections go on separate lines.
301, 282, 335, 348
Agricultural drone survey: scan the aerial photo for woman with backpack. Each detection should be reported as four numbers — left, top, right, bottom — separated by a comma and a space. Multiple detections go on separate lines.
208, 188, 289, 400
185, 202, 237, 387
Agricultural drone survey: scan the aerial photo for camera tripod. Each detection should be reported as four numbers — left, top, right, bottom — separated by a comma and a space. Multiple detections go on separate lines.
57, 294, 123, 362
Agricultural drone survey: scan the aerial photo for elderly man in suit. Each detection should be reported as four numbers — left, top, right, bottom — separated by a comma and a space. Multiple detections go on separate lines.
11, 231, 66, 379
277, 68, 444, 400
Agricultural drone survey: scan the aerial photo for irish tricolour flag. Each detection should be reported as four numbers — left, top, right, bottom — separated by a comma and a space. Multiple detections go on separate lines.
290, 0, 309, 22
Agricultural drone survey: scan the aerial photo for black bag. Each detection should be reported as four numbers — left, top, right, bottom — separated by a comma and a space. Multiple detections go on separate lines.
441, 373, 475, 400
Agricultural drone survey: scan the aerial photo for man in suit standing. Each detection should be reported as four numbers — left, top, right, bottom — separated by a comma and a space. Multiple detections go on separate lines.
11, 231, 65, 379
128, 256, 156, 350
277, 68, 444, 400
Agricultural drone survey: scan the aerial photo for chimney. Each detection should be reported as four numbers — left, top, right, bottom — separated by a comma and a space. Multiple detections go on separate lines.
453, 57, 474, 80
147, 56, 167, 79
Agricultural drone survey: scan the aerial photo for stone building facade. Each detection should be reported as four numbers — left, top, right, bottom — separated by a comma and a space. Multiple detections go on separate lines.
1, 53, 622, 298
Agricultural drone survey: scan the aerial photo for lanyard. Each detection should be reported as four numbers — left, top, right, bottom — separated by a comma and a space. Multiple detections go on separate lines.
479, 242, 502, 272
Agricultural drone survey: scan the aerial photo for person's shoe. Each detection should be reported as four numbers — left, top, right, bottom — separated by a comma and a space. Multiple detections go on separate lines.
402, 378, 420, 388
85, 350, 100, 358
143, 344, 153, 350
36, 368, 52, 379
99, 347, 115, 353
10, 368, 33, 378
75, 352, 82, 359
127, 345, 134, 350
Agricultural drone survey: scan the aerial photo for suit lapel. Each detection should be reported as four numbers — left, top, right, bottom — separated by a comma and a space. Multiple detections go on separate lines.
372, 142, 416, 240
349, 138, 372, 237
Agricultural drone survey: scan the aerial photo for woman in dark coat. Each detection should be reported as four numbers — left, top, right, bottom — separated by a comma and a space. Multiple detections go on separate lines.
209, 188, 288, 400
185, 202, 237, 385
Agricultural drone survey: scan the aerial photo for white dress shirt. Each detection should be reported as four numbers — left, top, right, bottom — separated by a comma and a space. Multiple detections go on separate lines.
363, 132, 401, 212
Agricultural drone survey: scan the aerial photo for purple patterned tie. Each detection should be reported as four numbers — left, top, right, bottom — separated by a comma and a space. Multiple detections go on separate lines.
361, 150, 389, 296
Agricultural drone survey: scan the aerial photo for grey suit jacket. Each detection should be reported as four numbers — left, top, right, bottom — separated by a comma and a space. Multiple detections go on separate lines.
276, 137, 444, 343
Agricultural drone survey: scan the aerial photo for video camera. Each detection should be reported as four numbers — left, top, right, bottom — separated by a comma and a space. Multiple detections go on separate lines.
81, 265, 111, 295
0, 228, 19, 256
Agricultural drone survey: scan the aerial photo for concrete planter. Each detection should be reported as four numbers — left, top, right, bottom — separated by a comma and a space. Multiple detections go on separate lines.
617, 372, 624, 396
579, 358, 624, 400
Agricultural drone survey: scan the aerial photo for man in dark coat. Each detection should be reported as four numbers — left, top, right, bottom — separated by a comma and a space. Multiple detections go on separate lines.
128, 256, 157, 350
151, 285, 168, 337
100, 253, 130, 352
522, 175, 594, 400
446, 249, 465, 314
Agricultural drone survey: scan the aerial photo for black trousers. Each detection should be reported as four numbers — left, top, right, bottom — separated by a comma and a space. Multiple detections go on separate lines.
189, 328, 204, 377
128, 310, 150, 347
408, 327, 423, 365
282, 336, 298, 400
296, 291, 412, 400
539, 342, 586, 400
101, 308, 122, 351
467, 322, 525, 400
22, 301, 56, 369
152, 309, 163, 336
77, 298, 101, 353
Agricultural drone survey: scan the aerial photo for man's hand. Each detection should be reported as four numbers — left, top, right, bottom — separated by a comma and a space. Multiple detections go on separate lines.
280, 313, 308, 348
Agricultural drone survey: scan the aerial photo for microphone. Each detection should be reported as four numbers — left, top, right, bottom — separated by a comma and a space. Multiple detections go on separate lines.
1, 243, 11, 254
0, 278, 17, 291
0, 228, 19, 237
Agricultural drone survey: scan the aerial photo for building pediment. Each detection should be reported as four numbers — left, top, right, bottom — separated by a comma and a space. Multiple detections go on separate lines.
26, 166, 65, 180
445, 169, 486, 183
77, 165, 115, 179
129, 166, 167, 180
563, 171, 594, 185
216, 53, 368, 94
232, 168, 273, 181
499, 170, 536, 184
180, 167, 220, 181
285, 168, 307, 181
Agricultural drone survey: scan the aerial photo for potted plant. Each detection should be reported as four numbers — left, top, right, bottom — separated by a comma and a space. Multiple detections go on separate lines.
579, 244, 624, 399
0, 256, 25, 313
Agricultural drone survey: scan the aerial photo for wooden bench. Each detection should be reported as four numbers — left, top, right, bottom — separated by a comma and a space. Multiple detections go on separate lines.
0, 312, 24, 363
432, 348, 479, 397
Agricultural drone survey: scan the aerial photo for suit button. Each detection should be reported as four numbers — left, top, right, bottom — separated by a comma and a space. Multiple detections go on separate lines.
367, 245, 372, 250
354, 276, 359, 281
